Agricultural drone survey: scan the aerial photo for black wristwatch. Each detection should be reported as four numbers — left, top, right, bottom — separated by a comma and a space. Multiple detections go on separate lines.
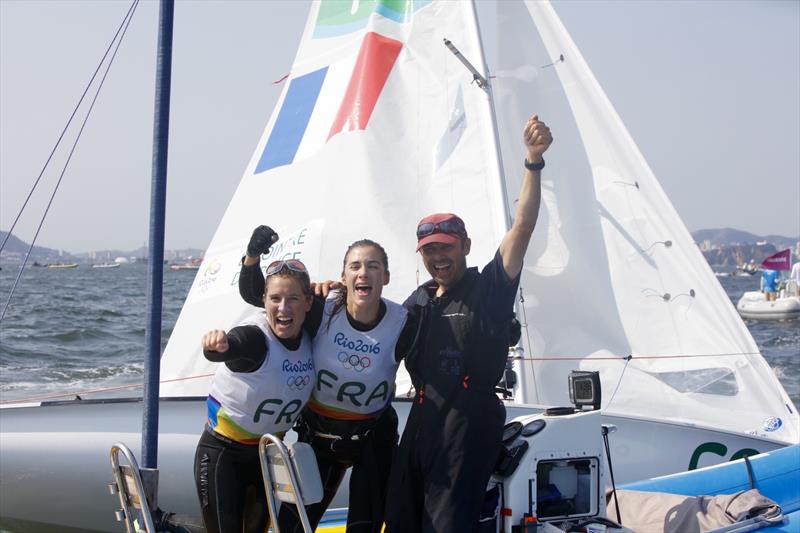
524, 157, 545, 171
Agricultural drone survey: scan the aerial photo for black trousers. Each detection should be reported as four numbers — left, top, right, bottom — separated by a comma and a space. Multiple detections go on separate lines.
193, 428, 268, 533
386, 391, 504, 533
279, 407, 399, 533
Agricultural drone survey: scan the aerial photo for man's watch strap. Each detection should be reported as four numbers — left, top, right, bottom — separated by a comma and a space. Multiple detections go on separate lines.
524, 157, 545, 171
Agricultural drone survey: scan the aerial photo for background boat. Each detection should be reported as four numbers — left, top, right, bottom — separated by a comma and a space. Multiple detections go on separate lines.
168, 258, 201, 272
738, 291, 800, 321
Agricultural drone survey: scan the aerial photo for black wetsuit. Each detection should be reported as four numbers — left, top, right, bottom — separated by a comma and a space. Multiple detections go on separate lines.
239, 262, 418, 533
385, 251, 519, 533
195, 306, 323, 533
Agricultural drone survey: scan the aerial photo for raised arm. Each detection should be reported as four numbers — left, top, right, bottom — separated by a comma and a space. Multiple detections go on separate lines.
239, 225, 279, 306
498, 114, 553, 280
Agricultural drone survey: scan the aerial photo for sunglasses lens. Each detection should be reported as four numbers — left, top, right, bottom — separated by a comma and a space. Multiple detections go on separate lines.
265, 261, 283, 276
441, 220, 464, 234
416, 219, 464, 240
285, 259, 307, 272
265, 259, 308, 276
416, 223, 435, 238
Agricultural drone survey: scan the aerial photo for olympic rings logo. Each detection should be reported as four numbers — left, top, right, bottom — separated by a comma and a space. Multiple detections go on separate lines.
338, 351, 371, 372
286, 374, 311, 390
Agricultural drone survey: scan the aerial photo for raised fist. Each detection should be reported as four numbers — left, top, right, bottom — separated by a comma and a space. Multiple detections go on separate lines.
246, 225, 279, 258
522, 114, 553, 163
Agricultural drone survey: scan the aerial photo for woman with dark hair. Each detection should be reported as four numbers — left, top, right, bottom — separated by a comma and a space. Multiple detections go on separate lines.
195, 258, 316, 533
240, 226, 417, 533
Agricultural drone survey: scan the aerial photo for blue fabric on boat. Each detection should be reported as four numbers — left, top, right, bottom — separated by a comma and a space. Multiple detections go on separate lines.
622, 444, 800, 515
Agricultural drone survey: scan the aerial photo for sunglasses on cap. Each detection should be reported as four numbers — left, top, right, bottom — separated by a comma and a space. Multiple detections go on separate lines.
416, 218, 467, 239
265, 259, 307, 277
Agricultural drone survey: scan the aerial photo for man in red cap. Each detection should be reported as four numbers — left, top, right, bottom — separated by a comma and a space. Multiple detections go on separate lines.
386, 114, 552, 533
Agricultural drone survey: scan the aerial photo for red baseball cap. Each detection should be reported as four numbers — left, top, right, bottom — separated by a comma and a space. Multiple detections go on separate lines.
416, 213, 468, 251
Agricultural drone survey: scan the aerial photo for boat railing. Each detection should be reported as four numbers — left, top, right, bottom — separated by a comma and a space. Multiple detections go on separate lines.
108, 441, 158, 533
258, 433, 323, 533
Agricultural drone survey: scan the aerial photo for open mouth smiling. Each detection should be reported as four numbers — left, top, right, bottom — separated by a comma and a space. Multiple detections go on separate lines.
433, 262, 451, 274
275, 316, 294, 327
355, 283, 373, 297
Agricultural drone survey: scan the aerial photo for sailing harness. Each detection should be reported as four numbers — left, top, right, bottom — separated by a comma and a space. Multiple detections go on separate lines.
416, 375, 473, 405
299, 410, 381, 454
308, 428, 374, 453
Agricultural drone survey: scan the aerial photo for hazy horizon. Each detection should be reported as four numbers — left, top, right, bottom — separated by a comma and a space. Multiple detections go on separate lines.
2, 0, 798, 252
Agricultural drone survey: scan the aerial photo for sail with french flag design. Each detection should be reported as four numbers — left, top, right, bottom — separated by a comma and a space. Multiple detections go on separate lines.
255, 1, 422, 174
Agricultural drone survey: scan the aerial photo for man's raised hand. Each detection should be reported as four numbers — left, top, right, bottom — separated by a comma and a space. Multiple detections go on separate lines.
523, 114, 553, 163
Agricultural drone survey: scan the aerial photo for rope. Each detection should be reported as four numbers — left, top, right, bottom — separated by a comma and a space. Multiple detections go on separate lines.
0, 0, 140, 323
0, 0, 141, 256
1, 351, 761, 405
516, 351, 759, 361
0, 372, 215, 405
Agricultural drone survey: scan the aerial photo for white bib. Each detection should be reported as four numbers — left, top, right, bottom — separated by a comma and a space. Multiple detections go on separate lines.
309, 297, 406, 418
208, 322, 313, 443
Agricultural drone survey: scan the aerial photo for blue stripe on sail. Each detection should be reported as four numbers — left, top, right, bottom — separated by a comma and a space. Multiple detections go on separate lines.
255, 67, 328, 174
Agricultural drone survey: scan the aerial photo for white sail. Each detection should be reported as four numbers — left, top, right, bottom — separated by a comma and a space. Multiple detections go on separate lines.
482, 0, 798, 443
161, 0, 798, 449
160, 0, 508, 397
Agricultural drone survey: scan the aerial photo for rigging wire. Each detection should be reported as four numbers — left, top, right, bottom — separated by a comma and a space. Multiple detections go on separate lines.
0, 0, 141, 256
605, 355, 632, 409
517, 350, 760, 361
0, 0, 140, 323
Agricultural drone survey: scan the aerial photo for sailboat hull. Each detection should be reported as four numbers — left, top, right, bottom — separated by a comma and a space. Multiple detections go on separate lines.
0, 397, 787, 533
737, 291, 800, 320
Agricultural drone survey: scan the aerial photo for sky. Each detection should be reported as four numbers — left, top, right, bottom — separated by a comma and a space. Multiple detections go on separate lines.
1, 0, 798, 253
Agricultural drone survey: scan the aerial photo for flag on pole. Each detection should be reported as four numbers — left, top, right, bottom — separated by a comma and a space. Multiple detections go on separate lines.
761, 248, 792, 271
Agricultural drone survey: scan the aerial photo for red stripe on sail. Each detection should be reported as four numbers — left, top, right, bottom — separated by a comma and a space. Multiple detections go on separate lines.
328, 32, 402, 140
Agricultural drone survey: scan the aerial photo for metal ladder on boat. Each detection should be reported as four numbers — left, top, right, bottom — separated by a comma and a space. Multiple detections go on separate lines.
259, 433, 324, 533
108, 441, 158, 533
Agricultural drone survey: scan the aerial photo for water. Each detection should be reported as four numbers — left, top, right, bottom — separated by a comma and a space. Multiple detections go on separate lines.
0, 263, 192, 401
0, 265, 798, 407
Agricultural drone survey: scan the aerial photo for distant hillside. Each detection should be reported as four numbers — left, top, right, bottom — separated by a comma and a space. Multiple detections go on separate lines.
0, 230, 78, 263
700, 243, 780, 269
691, 229, 798, 269
691, 228, 798, 248
0, 231, 204, 264
3, 227, 795, 268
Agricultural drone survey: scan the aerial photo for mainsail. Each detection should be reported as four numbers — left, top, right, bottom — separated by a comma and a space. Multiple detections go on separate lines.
160, 0, 798, 449
161, 0, 508, 397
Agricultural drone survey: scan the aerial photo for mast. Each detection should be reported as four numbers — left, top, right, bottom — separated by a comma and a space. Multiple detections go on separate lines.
467, 0, 540, 403
142, 0, 174, 471
466, 0, 511, 234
